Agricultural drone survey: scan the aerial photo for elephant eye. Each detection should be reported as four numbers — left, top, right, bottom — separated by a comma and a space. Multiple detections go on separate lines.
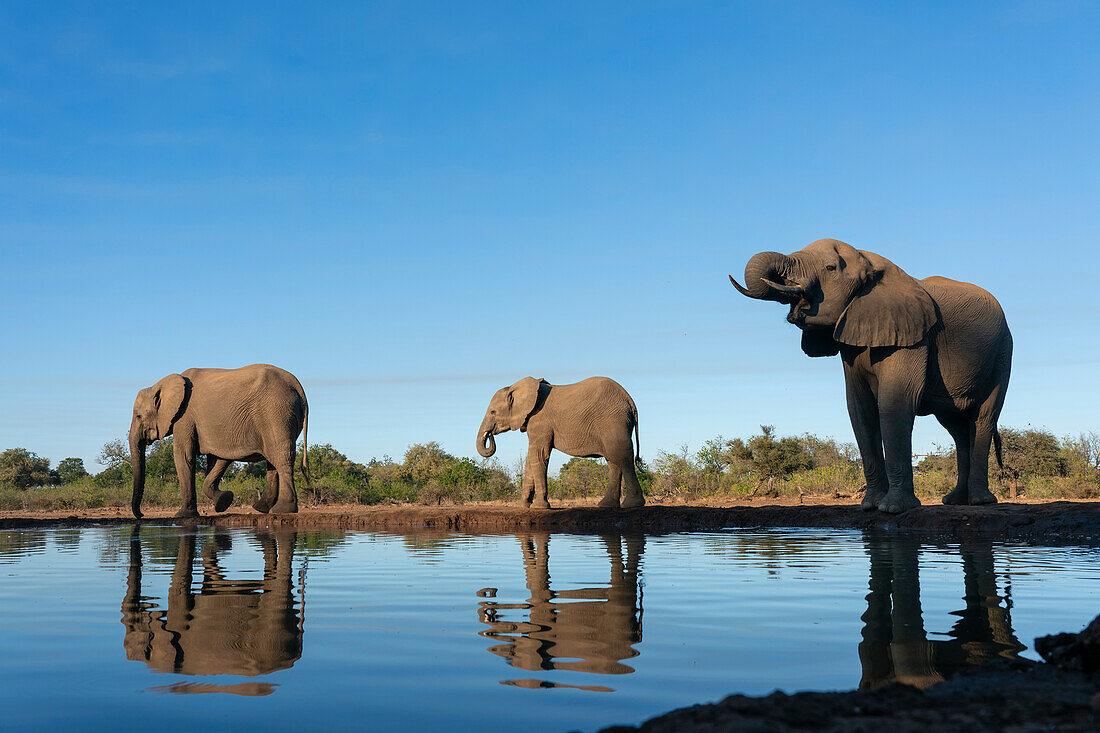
825, 264, 837, 272
490, 409, 496, 415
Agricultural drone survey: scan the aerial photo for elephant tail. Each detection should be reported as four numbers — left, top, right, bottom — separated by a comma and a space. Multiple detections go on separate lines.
993, 428, 1003, 471
300, 408, 310, 486
632, 407, 642, 468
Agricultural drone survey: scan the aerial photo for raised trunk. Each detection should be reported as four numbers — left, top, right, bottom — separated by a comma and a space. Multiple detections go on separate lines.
732, 251, 797, 302
130, 434, 146, 519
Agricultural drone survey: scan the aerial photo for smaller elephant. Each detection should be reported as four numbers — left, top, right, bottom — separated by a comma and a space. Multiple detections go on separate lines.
130, 363, 308, 518
477, 376, 644, 509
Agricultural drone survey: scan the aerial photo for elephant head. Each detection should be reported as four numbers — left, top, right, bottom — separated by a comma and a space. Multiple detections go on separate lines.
730, 239, 938, 357
129, 374, 188, 518
476, 377, 546, 458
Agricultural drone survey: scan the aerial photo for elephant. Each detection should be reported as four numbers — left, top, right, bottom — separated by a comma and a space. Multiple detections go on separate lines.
731, 239, 1012, 513
121, 526, 303, 681
477, 532, 644, 687
858, 533, 1024, 689
476, 376, 644, 509
129, 363, 308, 518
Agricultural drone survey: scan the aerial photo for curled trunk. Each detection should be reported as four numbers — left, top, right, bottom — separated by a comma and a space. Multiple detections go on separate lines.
731, 251, 798, 302
130, 435, 146, 519
477, 431, 496, 458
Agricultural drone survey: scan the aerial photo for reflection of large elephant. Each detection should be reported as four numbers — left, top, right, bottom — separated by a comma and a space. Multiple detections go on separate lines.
477, 533, 644, 688
858, 534, 1024, 689
121, 527, 303, 683
476, 377, 644, 509
731, 239, 1012, 513
129, 363, 308, 518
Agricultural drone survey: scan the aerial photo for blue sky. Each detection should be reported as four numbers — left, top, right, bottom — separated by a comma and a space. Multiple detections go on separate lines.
2, 1, 1098, 473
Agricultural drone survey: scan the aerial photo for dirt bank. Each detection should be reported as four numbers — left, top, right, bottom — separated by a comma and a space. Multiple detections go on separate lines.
602, 617, 1100, 732
1, 499, 1098, 541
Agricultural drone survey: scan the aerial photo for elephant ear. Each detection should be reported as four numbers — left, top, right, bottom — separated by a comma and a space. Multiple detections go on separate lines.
801, 327, 840, 357
153, 374, 188, 439
833, 251, 938, 348
511, 377, 547, 433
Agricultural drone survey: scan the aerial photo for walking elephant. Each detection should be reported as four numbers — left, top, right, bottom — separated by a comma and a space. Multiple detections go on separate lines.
129, 363, 308, 518
731, 239, 1012, 513
476, 376, 644, 509
477, 532, 644, 688
121, 526, 303, 684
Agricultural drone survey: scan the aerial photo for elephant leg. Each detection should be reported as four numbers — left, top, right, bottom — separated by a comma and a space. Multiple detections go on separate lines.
525, 446, 551, 509
938, 417, 972, 505
201, 457, 235, 513
966, 379, 1007, 506
877, 405, 921, 514
269, 453, 299, 514
967, 415, 999, 506
620, 460, 645, 509
599, 462, 623, 508
519, 465, 535, 507
254, 464, 278, 513
845, 371, 888, 510
173, 430, 199, 519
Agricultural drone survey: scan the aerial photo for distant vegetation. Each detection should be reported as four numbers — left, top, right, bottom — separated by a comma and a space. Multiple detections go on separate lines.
2, 426, 1098, 511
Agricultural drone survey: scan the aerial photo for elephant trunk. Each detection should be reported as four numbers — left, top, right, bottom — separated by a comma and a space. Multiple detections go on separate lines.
130, 432, 146, 519
477, 418, 497, 458
730, 251, 800, 303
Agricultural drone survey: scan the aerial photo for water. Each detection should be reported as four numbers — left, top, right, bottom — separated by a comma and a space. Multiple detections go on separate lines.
0, 525, 1097, 732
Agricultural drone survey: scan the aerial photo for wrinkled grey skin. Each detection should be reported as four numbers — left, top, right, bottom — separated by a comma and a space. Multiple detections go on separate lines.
130, 364, 308, 518
731, 239, 1012, 513
477, 377, 644, 509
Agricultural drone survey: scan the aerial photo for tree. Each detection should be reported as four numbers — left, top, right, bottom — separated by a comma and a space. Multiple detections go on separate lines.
0, 448, 52, 489
56, 457, 89, 484
1000, 428, 1067, 479
746, 426, 813, 494
97, 439, 130, 470
402, 442, 452, 485
557, 457, 607, 499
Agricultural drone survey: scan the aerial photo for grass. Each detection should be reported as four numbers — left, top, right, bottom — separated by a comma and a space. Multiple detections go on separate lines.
4, 464, 1096, 513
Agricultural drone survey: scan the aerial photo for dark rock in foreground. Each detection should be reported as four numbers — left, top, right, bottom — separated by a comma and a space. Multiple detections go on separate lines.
604, 616, 1100, 733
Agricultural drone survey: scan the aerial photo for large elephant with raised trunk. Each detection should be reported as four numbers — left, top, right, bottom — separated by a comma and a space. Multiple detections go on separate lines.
731, 239, 1012, 513
129, 363, 308, 518
476, 376, 644, 509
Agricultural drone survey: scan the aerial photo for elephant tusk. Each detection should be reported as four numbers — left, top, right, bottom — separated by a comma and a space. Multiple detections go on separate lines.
729, 274, 753, 297
760, 277, 804, 298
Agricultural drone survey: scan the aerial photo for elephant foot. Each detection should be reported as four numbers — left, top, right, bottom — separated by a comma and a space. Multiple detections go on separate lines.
270, 501, 298, 514
174, 507, 200, 519
598, 495, 621, 509
969, 487, 998, 506
213, 490, 234, 513
531, 499, 551, 510
860, 485, 887, 511
877, 490, 920, 514
620, 495, 645, 509
942, 486, 969, 505
252, 499, 272, 513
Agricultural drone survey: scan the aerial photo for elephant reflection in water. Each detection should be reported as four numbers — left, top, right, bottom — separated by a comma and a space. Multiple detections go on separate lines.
858, 534, 1025, 689
478, 533, 644, 688
121, 527, 303, 693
